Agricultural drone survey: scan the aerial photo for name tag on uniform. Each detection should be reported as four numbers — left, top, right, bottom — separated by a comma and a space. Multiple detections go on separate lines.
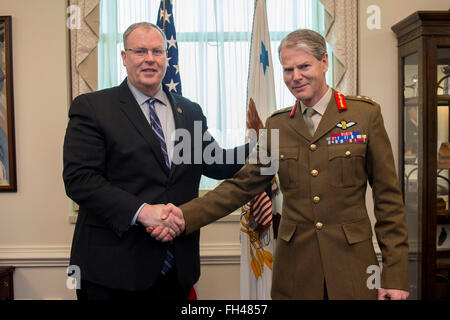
327, 131, 367, 144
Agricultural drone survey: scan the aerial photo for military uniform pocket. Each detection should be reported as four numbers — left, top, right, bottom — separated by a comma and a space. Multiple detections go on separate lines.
342, 218, 373, 245
328, 143, 367, 188
278, 219, 297, 243
278, 147, 299, 190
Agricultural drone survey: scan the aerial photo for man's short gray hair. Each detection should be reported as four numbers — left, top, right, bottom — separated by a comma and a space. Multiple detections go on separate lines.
123, 22, 167, 49
278, 29, 327, 61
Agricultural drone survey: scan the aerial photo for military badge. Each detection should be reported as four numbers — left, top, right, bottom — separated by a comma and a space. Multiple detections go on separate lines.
336, 121, 356, 130
327, 131, 366, 144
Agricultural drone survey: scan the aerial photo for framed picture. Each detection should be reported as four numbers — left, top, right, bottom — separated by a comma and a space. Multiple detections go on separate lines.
0, 16, 16, 192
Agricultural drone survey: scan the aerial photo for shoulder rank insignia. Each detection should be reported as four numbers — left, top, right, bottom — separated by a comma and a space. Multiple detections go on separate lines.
334, 91, 347, 111
336, 120, 356, 130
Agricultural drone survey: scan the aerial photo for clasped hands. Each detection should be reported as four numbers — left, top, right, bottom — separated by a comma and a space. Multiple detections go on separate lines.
137, 203, 184, 242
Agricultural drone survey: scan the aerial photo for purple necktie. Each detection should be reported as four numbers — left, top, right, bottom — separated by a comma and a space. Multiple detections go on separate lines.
148, 98, 174, 275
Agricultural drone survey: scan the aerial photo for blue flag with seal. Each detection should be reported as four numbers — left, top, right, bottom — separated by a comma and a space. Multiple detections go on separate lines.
157, 0, 182, 95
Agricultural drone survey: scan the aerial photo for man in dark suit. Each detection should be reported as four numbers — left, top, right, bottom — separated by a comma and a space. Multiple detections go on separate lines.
63, 22, 249, 300
158, 29, 410, 300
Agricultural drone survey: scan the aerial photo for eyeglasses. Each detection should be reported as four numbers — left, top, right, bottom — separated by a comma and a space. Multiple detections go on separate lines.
125, 47, 166, 57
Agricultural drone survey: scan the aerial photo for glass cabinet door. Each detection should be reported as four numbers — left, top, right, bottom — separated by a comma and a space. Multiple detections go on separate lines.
394, 10, 450, 300
436, 47, 450, 299
403, 52, 420, 299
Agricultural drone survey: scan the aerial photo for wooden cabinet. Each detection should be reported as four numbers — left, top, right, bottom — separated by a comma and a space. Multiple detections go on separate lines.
0, 266, 15, 300
392, 10, 450, 300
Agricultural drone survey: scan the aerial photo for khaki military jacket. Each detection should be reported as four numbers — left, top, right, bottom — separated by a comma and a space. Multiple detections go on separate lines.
181, 90, 409, 299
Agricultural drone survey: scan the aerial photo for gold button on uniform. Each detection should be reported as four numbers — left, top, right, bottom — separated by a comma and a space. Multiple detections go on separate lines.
313, 196, 321, 203
310, 144, 317, 151
280, 154, 284, 159
315, 222, 323, 230
345, 150, 351, 157
311, 169, 319, 177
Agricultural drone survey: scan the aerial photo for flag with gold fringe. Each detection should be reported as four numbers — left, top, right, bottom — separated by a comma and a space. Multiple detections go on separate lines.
240, 0, 277, 300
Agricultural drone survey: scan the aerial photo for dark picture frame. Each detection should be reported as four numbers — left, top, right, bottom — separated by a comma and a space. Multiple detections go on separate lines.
0, 16, 16, 192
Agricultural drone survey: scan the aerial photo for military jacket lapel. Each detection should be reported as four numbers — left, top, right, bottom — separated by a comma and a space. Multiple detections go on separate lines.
287, 102, 312, 141
311, 90, 347, 143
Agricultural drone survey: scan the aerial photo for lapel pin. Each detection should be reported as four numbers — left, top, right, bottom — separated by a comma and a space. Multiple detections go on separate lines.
177, 107, 183, 114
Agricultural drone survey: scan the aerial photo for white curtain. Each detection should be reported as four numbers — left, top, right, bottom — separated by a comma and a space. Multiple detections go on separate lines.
98, 0, 327, 188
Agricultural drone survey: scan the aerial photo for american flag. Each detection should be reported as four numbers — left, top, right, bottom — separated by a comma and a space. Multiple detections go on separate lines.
157, 0, 182, 95
250, 191, 272, 227
156, 0, 199, 299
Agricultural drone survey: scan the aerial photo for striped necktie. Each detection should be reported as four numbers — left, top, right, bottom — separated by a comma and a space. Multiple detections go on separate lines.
147, 98, 175, 275
148, 98, 170, 168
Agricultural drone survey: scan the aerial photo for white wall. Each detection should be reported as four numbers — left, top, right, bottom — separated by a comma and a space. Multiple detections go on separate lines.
1, 0, 449, 300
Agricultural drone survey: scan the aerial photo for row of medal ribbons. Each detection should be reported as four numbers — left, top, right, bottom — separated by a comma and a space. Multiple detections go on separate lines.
326, 131, 367, 144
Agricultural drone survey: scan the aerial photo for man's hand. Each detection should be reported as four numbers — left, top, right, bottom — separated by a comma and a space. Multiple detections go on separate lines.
246, 98, 264, 139
378, 288, 409, 300
137, 203, 185, 242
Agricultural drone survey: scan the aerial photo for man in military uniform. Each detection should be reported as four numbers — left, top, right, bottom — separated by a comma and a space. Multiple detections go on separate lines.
151, 29, 410, 300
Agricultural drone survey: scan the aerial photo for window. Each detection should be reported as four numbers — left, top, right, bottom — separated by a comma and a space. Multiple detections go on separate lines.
99, 0, 330, 188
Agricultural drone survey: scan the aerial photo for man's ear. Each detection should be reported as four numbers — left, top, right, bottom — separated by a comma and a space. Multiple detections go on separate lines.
121, 50, 127, 67
321, 53, 329, 73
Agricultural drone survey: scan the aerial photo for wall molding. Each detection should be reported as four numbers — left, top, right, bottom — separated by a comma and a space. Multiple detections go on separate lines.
0, 240, 418, 267
200, 243, 240, 265
0, 246, 71, 267
0, 243, 241, 267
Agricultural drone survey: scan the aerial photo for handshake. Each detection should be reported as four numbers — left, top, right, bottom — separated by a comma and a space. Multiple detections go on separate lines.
137, 203, 185, 242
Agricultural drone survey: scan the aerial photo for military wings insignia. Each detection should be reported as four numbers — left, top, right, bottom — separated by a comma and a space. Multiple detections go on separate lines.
336, 121, 356, 130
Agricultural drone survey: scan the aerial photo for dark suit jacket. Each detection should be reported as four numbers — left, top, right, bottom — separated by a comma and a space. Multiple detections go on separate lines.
63, 79, 247, 291
181, 92, 409, 299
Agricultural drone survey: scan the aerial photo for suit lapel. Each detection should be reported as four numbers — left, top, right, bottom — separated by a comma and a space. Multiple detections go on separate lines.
118, 80, 170, 175
163, 86, 188, 180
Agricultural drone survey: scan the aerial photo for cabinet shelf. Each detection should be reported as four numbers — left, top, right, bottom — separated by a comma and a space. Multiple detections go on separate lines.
438, 95, 450, 104
437, 210, 450, 224
404, 95, 450, 107
437, 257, 450, 270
